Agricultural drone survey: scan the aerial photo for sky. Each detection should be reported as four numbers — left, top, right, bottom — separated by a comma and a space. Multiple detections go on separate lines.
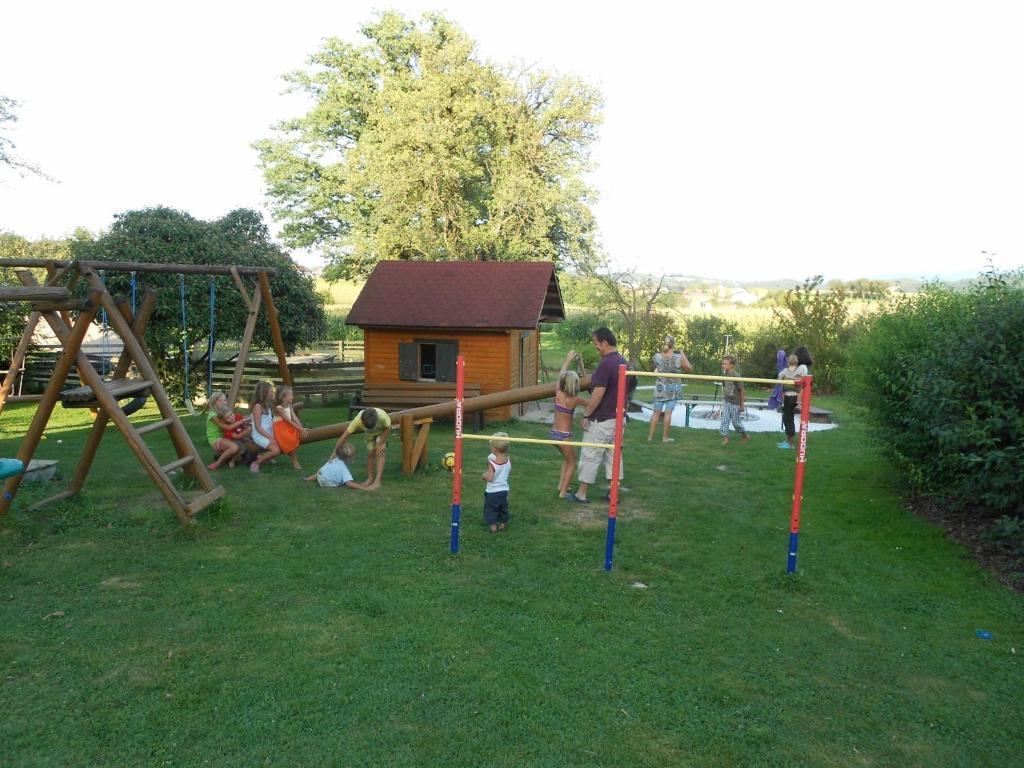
2, 1, 1023, 282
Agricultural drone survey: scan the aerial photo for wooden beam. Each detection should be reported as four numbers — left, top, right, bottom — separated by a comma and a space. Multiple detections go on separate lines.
0, 286, 72, 303
0, 258, 277, 276
0, 295, 99, 515
401, 415, 415, 475
259, 271, 292, 387
84, 272, 217, 495
0, 311, 40, 416
227, 286, 262, 406
68, 291, 157, 495
229, 267, 254, 312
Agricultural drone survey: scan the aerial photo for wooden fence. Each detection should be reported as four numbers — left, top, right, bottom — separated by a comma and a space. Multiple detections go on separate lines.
18, 341, 365, 407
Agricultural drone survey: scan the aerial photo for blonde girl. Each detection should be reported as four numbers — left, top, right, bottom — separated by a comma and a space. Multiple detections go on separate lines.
272, 385, 308, 470
552, 350, 587, 498
205, 391, 242, 470
249, 380, 280, 473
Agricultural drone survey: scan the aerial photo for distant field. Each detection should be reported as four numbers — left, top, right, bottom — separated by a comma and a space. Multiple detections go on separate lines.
316, 278, 364, 313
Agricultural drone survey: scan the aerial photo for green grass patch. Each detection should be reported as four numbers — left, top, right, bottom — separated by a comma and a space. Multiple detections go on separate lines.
0, 399, 1021, 766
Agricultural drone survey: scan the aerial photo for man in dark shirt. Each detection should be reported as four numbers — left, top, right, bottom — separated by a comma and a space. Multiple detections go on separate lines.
566, 327, 626, 503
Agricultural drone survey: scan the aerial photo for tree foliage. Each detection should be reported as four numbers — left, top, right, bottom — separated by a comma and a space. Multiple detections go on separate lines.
771, 276, 859, 393
846, 268, 1024, 519
0, 232, 73, 363
255, 12, 602, 278
71, 208, 326, 402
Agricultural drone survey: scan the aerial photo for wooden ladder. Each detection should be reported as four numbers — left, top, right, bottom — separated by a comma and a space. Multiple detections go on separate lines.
1, 269, 224, 523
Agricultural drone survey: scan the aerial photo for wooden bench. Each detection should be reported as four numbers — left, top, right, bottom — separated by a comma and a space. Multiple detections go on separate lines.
209, 357, 364, 406
352, 381, 481, 415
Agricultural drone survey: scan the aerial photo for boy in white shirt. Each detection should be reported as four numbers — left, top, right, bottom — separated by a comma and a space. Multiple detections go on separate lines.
482, 432, 511, 533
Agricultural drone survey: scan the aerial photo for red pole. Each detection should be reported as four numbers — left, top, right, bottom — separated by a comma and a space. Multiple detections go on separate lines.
604, 363, 627, 571
787, 375, 813, 573
450, 356, 465, 553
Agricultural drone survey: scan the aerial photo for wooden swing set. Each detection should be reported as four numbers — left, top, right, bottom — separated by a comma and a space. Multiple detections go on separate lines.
0, 258, 294, 523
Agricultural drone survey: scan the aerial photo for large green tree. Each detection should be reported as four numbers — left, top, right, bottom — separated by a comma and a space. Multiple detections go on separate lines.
72, 207, 326, 402
255, 12, 602, 278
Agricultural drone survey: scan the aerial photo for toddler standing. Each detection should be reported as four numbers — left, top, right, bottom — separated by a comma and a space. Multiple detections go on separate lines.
482, 432, 511, 533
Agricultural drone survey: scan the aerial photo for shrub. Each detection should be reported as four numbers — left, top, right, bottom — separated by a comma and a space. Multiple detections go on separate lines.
677, 315, 743, 375
771, 276, 860, 393
846, 269, 1024, 518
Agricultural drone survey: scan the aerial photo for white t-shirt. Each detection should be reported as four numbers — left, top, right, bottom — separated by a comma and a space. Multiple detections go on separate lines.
485, 454, 511, 493
316, 457, 355, 488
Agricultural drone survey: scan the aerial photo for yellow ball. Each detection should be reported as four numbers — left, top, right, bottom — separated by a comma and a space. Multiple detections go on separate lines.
441, 452, 456, 471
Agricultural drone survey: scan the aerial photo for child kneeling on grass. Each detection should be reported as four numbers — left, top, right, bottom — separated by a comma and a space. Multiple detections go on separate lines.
482, 432, 511, 533
304, 441, 371, 491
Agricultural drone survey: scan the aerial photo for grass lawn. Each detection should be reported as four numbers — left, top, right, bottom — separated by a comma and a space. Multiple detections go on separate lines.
0, 397, 1021, 767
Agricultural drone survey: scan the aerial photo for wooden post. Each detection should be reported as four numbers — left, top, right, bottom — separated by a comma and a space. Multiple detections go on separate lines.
400, 414, 415, 475
0, 296, 99, 515
258, 271, 292, 387
227, 283, 262, 406
69, 292, 157, 495
412, 418, 432, 470
0, 311, 40, 416
85, 274, 216, 494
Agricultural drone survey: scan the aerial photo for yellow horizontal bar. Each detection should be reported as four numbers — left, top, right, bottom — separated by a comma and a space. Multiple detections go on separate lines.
458, 433, 614, 449
629, 371, 800, 387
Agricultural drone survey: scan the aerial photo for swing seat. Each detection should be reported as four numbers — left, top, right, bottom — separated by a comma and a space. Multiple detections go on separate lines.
60, 379, 153, 408
0, 459, 24, 480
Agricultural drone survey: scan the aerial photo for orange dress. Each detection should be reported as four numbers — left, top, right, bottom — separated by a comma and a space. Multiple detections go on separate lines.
273, 407, 301, 454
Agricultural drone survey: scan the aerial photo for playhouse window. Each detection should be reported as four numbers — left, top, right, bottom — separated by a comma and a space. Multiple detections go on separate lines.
398, 339, 458, 382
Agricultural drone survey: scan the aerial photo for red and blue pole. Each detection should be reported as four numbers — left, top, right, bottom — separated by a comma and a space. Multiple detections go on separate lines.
450, 356, 465, 554
604, 363, 628, 571
787, 375, 813, 573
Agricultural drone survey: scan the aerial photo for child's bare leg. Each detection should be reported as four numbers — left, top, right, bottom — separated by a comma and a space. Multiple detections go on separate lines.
289, 451, 301, 470
558, 444, 575, 496
366, 450, 386, 490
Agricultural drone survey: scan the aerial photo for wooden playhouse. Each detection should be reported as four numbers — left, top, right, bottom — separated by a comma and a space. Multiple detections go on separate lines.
346, 261, 565, 422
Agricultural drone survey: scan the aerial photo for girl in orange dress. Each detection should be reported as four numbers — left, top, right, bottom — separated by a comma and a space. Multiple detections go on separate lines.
272, 385, 308, 470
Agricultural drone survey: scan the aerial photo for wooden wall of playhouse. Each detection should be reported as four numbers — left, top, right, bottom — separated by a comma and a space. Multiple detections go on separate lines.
363, 328, 539, 421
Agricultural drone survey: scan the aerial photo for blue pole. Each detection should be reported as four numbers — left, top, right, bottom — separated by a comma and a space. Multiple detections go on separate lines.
787, 532, 799, 574
450, 504, 461, 553
207, 277, 216, 396
179, 275, 190, 404
130, 271, 137, 316
604, 517, 617, 571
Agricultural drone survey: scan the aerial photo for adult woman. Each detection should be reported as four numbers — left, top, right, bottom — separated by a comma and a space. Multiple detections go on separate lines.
647, 335, 693, 443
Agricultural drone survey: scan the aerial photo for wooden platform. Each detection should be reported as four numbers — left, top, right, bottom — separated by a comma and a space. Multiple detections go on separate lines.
60, 378, 152, 406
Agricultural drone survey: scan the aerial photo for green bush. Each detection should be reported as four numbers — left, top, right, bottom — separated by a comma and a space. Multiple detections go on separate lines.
677, 315, 743, 375
771, 277, 860, 393
555, 311, 605, 349
846, 269, 1024, 518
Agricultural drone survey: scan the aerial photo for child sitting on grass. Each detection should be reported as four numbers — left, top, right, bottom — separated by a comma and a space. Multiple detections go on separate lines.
304, 441, 371, 491
482, 432, 512, 533
206, 391, 243, 470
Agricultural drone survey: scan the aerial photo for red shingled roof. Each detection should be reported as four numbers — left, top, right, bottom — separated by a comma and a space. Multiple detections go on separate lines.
346, 261, 565, 330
